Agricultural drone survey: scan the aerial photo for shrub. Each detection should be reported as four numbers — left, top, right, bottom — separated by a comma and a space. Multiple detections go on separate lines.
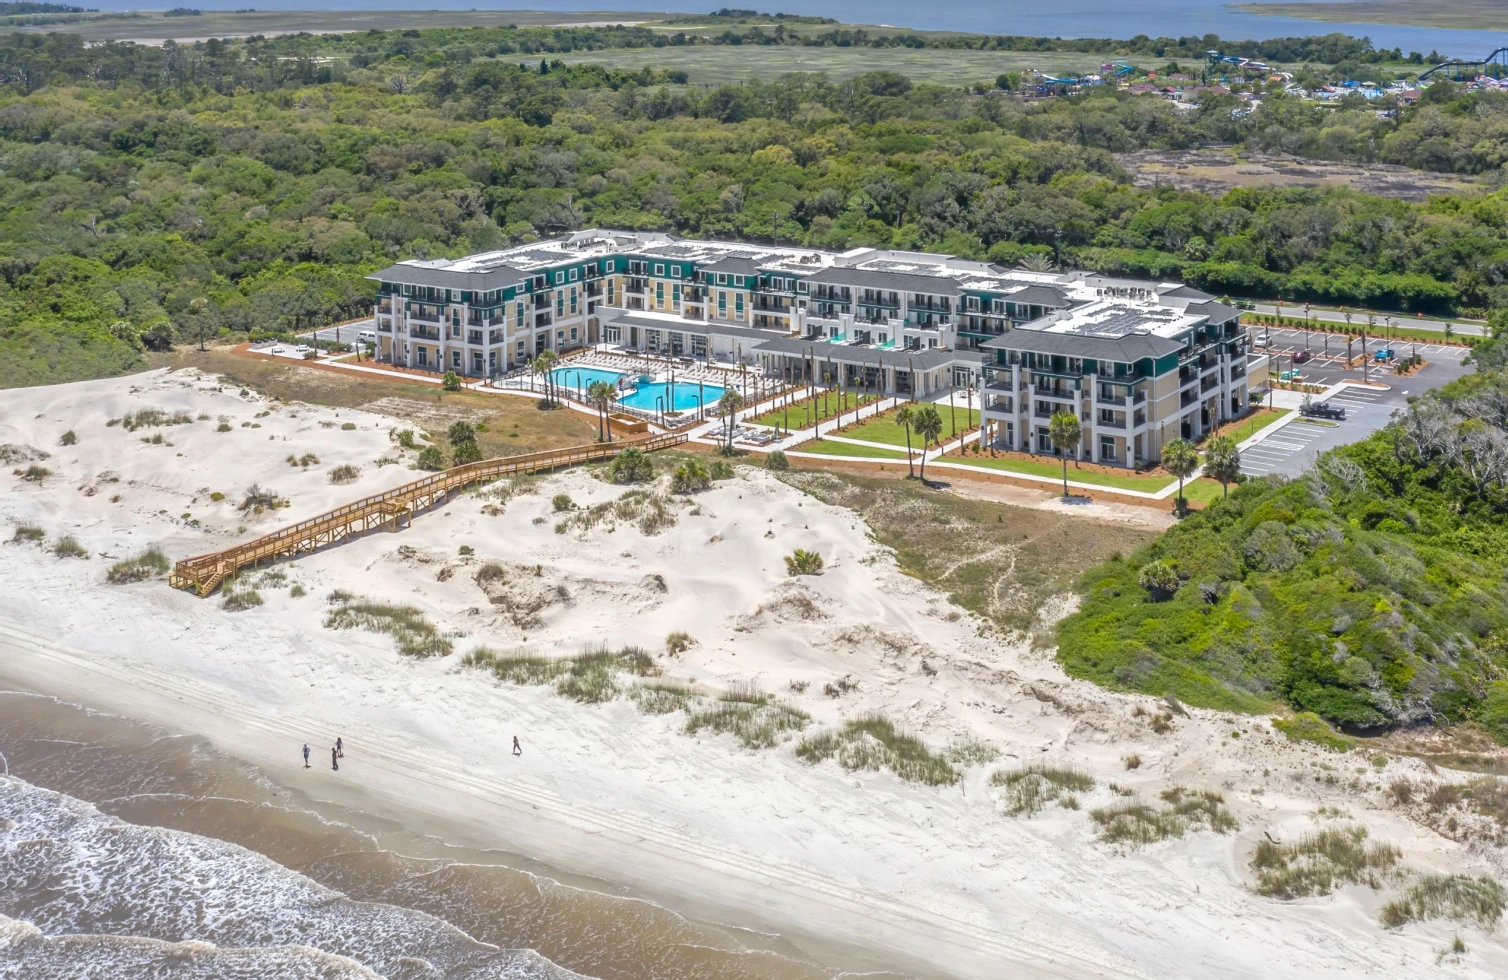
665, 630, 695, 656
239, 484, 283, 514
784, 549, 824, 576
797, 714, 957, 785
341, 422, 357, 431
9, 523, 45, 545
325, 596, 452, 657
416, 445, 446, 471
217, 422, 232, 432
442, 370, 462, 391
209, 491, 226, 502
1273, 712, 1352, 752
992, 765, 1095, 815
670, 459, 710, 494
765, 450, 789, 471
451, 440, 483, 465
1123, 754, 1142, 770
51, 535, 88, 559
329, 464, 360, 484
552, 493, 575, 512
1137, 560, 1179, 599
708, 458, 735, 480
448, 420, 476, 445
286, 452, 319, 468
1380, 874, 1507, 930
106, 547, 170, 584
395, 429, 419, 450
59, 430, 76, 446
1251, 826, 1400, 899
16, 465, 50, 482
607, 447, 654, 484
458, 545, 473, 556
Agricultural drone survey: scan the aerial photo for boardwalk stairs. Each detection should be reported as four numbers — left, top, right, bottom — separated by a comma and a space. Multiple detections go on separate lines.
169, 433, 686, 596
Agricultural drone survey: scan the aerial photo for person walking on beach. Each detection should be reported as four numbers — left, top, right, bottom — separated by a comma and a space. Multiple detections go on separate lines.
512, 735, 521, 756
331, 746, 339, 771
336, 736, 344, 759
302, 744, 310, 769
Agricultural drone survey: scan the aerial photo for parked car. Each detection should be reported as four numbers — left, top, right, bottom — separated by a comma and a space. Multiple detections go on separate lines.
1291, 350, 1311, 364
1300, 400, 1346, 421
1374, 348, 1395, 362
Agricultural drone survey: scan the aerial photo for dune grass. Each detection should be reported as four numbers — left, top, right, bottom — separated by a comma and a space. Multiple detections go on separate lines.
992, 765, 1095, 816
795, 713, 958, 785
1091, 786, 1237, 846
120, 408, 192, 432
554, 488, 680, 536
50, 535, 88, 559
1251, 825, 1401, 899
462, 646, 658, 702
9, 522, 44, 545
106, 546, 170, 584
1380, 874, 1507, 930
686, 687, 810, 749
325, 596, 451, 657
629, 682, 699, 715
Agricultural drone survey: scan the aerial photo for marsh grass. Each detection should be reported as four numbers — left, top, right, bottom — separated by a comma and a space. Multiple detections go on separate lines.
325, 597, 451, 657
1380, 874, 1507, 930
796, 713, 958, 785
9, 523, 44, 545
51, 535, 88, 559
462, 645, 659, 703
629, 682, 699, 715
106, 546, 170, 584
555, 489, 679, 537
121, 409, 193, 432
1250, 825, 1400, 898
1091, 786, 1237, 846
991, 765, 1095, 816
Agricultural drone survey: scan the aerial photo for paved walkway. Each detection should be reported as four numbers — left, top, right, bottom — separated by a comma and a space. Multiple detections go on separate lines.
1245, 302, 1485, 338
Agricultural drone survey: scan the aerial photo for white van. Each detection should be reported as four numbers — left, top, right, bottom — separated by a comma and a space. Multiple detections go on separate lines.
357, 330, 376, 345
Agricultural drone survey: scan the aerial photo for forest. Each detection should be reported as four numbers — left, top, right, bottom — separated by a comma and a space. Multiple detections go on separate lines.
2, 24, 1508, 386
1059, 342, 1508, 741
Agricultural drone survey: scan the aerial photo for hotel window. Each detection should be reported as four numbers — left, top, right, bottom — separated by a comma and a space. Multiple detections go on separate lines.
734, 293, 744, 319
654, 264, 665, 276
1100, 436, 1117, 460
570, 287, 577, 315
570, 326, 578, 341
673, 284, 681, 306
718, 291, 727, 316
734, 276, 744, 287
516, 340, 525, 356
717, 273, 728, 285
515, 302, 524, 328
656, 282, 664, 306
671, 265, 681, 277
607, 280, 615, 304
554, 271, 564, 285
451, 350, 461, 368
556, 293, 564, 316
569, 268, 578, 281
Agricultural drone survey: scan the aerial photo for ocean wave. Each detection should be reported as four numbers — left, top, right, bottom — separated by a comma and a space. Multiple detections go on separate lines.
0, 776, 586, 980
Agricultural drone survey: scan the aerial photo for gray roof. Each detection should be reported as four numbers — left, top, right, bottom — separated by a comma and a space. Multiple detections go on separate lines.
699, 255, 762, 275
751, 336, 982, 370
1007, 284, 1072, 309
368, 262, 525, 292
1185, 300, 1243, 324
981, 329, 1183, 362
1160, 285, 1215, 300
804, 266, 962, 295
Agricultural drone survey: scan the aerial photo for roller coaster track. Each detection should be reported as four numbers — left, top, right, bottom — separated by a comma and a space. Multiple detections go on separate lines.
1419, 47, 1508, 82
168, 433, 687, 596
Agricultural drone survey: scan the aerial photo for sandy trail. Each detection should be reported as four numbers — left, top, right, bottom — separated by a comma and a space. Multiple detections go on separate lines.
0, 369, 1502, 980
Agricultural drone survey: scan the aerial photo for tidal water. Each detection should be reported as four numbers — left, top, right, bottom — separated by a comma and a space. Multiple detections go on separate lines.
80, 0, 1508, 61
0, 691, 871, 980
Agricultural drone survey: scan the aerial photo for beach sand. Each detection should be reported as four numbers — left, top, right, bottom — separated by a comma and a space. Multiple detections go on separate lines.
1, 368, 1503, 979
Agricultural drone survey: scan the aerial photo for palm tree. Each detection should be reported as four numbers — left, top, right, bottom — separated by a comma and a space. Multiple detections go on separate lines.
1203, 434, 1241, 498
913, 404, 943, 483
586, 379, 617, 441
1018, 253, 1055, 273
716, 387, 745, 452
533, 350, 559, 404
1047, 410, 1083, 498
895, 404, 916, 478
1162, 438, 1199, 514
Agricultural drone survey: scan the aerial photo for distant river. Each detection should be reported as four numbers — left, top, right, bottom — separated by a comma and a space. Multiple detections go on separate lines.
80, 0, 1506, 60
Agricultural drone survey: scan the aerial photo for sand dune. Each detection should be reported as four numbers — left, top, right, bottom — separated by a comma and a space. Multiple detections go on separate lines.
0, 369, 1502, 979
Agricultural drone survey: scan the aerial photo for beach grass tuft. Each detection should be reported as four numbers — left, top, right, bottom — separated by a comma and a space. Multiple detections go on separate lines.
796, 713, 957, 785
9, 522, 45, 545
1090, 786, 1237, 846
51, 535, 88, 559
106, 546, 170, 584
463, 645, 659, 702
991, 765, 1095, 816
325, 596, 451, 657
1380, 874, 1507, 930
121, 408, 193, 432
629, 682, 699, 715
1250, 825, 1399, 898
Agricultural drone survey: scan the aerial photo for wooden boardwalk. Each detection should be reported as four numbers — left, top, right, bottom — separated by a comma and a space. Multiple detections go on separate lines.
169, 434, 686, 596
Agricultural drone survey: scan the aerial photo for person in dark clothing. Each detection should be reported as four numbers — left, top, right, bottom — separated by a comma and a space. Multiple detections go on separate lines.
336, 737, 344, 758
512, 735, 521, 756
302, 744, 310, 768
331, 747, 339, 771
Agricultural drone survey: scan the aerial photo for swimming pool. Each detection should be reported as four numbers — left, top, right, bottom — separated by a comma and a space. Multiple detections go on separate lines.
551, 366, 726, 414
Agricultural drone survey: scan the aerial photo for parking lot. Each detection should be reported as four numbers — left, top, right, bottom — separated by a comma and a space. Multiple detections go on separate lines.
1241, 328, 1473, 477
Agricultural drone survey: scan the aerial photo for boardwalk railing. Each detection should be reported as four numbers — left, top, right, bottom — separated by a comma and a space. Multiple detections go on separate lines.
169, 433, 687, 596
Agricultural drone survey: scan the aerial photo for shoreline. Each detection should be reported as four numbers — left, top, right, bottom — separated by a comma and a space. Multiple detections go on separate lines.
0, 618, 1103, 980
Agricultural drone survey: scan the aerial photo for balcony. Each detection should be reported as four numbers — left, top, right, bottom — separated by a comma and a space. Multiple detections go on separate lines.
624, 280, 647, 295
1097, 393, 1127, 407
534, 313, 553, 329
1097, 417, 1127, 430
985, 397, 1015, 413
1201, 375, 1220, 393
1134, 412, 1146, 427
410, 328, 440, 342
1181, 389, 1199, 407
468, 331, 483, 346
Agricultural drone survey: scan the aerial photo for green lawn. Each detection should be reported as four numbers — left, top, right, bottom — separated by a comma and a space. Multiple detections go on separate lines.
940, 454, 1176, 493
1218, 409, 1292, 445
793, 439, 912, 460
835, 407, 981, 449
1179, 478, 1229, 508
750, 390, 878, 430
